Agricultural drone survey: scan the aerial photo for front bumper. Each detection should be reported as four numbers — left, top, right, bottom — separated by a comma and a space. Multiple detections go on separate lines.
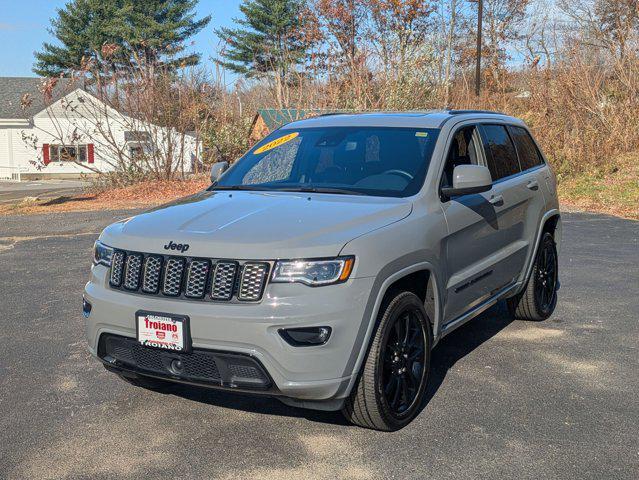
99, 333, 275, 390
84, 265, 375, 407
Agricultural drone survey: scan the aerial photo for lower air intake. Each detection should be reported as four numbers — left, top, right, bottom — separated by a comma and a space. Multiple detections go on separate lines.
99, 334, 272, 389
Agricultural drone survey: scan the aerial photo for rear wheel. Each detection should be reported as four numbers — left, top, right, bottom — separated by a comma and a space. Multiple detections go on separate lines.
342, 291, 432, 431
508, 232, 558, 321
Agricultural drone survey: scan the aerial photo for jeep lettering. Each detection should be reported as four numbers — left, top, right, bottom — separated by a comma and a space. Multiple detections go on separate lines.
163, 241, 189, 253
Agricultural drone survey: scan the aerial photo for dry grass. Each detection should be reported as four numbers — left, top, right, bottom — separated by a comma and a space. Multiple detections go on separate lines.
557, 152, 639, 220
0, 176, 210, 216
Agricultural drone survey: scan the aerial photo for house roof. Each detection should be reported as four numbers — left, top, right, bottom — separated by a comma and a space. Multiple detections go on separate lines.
0, 77, 80, 119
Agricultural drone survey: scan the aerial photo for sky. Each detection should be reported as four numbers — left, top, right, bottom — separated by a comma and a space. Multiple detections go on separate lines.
0, 0, 242, 77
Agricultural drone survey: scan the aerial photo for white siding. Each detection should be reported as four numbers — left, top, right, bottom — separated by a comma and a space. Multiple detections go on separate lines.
9, 127, 35, 172
0, 126, 33, 174
0, 89, 197, 176
0, 128, 11, 168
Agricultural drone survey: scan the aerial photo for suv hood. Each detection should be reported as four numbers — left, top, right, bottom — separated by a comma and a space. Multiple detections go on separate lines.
100, 190, 412, 259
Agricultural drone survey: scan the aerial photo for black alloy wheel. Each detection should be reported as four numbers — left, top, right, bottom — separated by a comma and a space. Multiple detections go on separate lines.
380, 309, 426, 417
534, 238, 558, 315
508, 232, 559, 321
342, 291, 432, 431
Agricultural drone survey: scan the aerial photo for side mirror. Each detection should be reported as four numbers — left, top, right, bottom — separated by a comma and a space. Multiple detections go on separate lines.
210, 161, 229, 184
441, 164, 492, 198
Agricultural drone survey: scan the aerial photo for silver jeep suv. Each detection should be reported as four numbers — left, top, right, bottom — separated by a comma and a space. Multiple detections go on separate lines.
85, 111, 561, 431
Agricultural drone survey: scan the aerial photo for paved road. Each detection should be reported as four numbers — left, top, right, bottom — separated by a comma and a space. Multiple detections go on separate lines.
0, 210, 637, 480
0, 179, 88, 204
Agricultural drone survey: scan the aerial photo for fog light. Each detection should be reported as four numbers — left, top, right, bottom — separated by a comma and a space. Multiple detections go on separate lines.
82, 297, 92, 318
279, 327, 332, 347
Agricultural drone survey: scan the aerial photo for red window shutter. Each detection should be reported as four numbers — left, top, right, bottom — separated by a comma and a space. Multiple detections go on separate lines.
88, 144, 95, 163
43, 144, 50, 165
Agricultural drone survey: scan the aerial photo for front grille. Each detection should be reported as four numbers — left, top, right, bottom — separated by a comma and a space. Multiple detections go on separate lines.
109, 249, 270, 302
123, 253, 143, 290
238, 263, 269, 301
141, 256, 162, 293
211, 261, 237, 300
185, 260, 210, 298
163, 258, 185, 296
110, 251, 126, 287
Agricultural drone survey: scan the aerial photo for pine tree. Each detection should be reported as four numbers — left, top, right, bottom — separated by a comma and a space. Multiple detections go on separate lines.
33, 0, 210, 76
216, 0, 310, 105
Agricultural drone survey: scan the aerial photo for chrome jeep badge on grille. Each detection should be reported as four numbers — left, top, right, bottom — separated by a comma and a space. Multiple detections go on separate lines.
164, 241, 190, 253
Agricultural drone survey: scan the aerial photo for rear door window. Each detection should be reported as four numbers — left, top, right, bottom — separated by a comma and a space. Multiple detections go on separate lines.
479, 124, 521, 180
508, 126, 544, 171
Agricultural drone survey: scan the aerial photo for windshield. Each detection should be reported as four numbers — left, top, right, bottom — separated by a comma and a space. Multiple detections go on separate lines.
213, 127, 440, 197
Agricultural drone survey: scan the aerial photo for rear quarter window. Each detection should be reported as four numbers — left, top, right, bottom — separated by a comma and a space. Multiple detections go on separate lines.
509, 126, 545, 171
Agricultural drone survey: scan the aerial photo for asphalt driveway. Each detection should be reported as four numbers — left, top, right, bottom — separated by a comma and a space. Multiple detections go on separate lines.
0, 210, 637, 479
0, 179, 87, 204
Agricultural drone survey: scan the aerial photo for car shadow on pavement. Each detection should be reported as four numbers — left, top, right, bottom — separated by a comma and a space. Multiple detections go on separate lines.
420, 302, 514, 410
163, 380, 350, 426
161, 302, 514, 429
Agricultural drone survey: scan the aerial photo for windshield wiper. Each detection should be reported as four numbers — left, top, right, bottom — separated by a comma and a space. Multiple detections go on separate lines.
207, 185, 264, 192
274, 186, 366, 196
209, 184, 366, 196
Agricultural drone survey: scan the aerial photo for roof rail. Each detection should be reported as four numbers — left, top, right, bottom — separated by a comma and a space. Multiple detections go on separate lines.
447, 109, 508, 116
316, 111, 350, 117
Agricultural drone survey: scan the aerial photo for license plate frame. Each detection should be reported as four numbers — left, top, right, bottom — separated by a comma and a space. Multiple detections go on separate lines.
135, 310, 192, 353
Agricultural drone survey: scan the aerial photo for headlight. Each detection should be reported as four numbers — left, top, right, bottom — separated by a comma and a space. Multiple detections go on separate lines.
271, 257, 354, 286
93, 240, 113, 267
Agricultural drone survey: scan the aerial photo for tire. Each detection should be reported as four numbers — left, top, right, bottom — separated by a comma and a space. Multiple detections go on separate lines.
508, 232, 558, 321
342, 291, 432, 431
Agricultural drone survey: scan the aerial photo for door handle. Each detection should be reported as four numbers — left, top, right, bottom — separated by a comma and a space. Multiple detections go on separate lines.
526, 180, 539, 190
489, 194, 504, 206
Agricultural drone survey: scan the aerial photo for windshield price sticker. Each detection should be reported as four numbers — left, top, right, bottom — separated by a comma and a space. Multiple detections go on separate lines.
254, 132, 299, 154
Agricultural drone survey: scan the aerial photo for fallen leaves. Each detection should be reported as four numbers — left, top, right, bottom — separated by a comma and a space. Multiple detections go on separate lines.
0, 176, 210, 216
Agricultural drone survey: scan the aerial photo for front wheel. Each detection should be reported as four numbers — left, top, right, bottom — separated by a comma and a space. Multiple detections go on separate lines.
508, 232, 559, 321
342, 291, 432, 431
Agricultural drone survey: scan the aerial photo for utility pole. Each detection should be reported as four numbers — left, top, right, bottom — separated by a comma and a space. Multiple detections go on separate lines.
475, 0, 483, 97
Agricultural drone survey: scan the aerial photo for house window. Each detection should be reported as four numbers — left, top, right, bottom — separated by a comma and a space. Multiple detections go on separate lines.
128, 143, 152, 160
49, 144, 88, 162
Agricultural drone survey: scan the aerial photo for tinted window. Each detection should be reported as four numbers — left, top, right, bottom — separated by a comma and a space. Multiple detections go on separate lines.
215, 127, 440, 198
441, 125, 480, 189
480, 124, 520, 180
509, 126, 544, 170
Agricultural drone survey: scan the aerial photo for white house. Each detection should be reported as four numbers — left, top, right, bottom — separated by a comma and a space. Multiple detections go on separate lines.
0, 77, 198, 180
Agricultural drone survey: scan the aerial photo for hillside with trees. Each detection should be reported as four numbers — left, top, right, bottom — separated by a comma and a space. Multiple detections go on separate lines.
28, 0, 638, 217
211, 0, 638, 217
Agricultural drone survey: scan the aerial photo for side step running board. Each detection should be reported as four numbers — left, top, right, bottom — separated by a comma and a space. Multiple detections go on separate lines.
441, 282, 518, 335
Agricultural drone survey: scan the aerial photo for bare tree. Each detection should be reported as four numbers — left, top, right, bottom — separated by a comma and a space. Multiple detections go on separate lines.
481, 0, 530, 90
560, 0, 639, 61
